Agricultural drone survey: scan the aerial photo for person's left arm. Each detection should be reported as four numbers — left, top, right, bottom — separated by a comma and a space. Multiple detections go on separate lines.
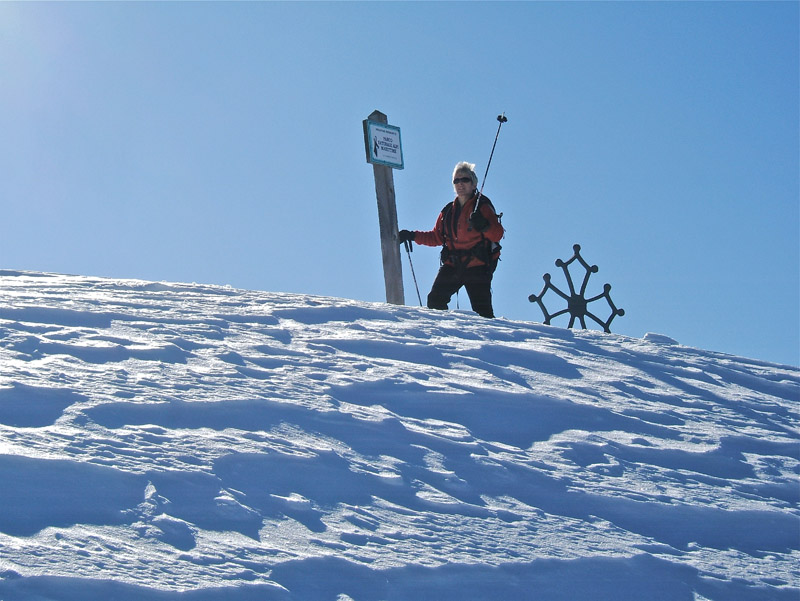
470, 203, 504, 242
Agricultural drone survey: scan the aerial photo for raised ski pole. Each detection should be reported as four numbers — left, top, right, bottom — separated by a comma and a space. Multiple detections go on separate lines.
473, 113, 508, 218
403, 240, 423, 306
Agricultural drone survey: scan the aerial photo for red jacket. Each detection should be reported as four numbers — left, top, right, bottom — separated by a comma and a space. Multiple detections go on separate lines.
414, 194, 504, 269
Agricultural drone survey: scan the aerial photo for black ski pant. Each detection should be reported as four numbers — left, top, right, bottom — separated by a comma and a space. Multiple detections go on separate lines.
427, 263, 495, 318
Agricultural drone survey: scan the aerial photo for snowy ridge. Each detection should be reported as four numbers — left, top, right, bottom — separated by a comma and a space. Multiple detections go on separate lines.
0, 271, 797, 600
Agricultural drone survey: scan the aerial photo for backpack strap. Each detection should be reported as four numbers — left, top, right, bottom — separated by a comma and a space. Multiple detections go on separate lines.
439, 202, 455, 246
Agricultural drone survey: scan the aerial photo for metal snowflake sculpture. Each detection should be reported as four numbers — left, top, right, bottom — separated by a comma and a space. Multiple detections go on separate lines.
528, 244, 625, 333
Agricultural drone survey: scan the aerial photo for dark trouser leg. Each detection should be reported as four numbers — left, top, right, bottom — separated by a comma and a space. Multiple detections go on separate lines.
428, 264, 494, 318
427, 264, 461, 311
464, 266, 494, 318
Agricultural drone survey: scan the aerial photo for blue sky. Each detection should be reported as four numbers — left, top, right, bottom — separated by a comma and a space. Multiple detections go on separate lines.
1, 1, 798, 366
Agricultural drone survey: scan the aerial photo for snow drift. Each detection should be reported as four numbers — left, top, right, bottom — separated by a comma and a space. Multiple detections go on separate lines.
0, 271, 797, 600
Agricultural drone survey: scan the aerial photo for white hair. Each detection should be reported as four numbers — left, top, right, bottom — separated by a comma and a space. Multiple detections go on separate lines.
452, 162, 478, 187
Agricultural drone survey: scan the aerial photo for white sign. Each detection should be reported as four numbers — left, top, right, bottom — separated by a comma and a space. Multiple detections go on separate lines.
363, 119, 404, 169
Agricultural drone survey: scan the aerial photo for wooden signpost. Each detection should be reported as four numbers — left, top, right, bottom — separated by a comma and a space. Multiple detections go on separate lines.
363, 110, 405, 305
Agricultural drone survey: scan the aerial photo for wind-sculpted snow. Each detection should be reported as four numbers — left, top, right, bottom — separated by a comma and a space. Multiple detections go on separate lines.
0, 271, 797, 600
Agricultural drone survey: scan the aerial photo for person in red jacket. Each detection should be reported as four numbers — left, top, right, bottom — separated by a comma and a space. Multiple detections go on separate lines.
399, 162, 504, 318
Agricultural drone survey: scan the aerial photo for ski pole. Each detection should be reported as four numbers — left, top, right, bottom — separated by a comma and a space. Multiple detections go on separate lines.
473, 112, 508, 218
403, 240, 423, 306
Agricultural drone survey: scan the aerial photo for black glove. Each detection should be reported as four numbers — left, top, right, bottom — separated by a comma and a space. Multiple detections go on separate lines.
469, 211, 490, 233
398, 230, 416, 244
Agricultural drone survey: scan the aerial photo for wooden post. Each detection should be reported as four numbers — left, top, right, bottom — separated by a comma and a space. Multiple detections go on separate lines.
365, 110, 405, 305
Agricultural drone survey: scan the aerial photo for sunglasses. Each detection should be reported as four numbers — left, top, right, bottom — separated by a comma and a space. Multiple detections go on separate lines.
453, 177, 472, 185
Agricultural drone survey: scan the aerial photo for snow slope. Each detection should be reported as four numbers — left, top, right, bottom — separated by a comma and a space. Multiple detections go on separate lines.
0, 271, 797, 601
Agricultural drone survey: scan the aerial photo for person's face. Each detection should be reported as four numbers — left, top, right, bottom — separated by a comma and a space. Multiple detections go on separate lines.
453, 171, 473, 196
